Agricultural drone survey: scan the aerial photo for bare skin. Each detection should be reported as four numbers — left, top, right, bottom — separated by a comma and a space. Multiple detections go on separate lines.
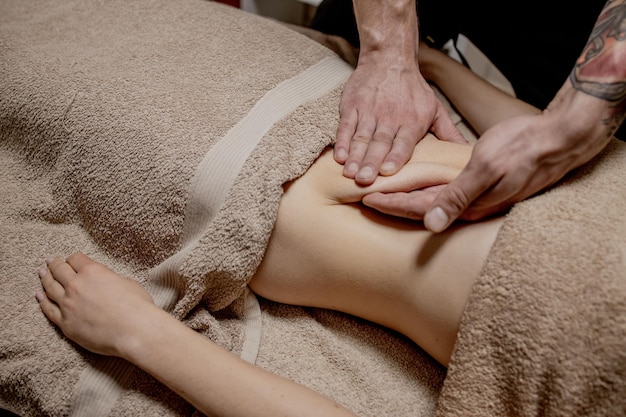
34, 26, 568, 415
251, 137, 502, 366
333, 0, 467, 184
341, 0, 626, 233
36, 137, 502, 417
37, 255, 358, 417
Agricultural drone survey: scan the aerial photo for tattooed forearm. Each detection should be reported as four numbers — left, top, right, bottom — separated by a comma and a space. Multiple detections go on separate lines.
570, 0, 626, 102
570, 0, 626, 130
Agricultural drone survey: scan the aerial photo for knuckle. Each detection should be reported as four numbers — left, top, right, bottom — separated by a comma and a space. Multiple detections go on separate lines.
371, 130, 393, 144
335, 126, 353, 141
404, 210, 421, 220
392, 134, 414, 148
337, 118, 353, 130
462, 210, 486, 221
445, 186, 472, 213
388, 142, 414, 162
351, 134, 371, 145
65, 253, 81, 263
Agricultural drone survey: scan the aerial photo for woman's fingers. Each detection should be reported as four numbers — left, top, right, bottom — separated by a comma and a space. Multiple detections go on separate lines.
65, 252, 94, 273
36, 264, 65, 326
46, 257, 77, 287
35, 290, 62, 326
36, 255, 82, 324
38, 262, 67, 301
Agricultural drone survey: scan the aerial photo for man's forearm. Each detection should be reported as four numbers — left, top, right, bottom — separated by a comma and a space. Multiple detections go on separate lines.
569, 0, 626, 134
353, 0, 418, 63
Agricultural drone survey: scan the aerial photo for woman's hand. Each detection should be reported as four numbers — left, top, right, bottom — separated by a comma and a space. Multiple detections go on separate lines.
36, 254, 360, 417
36, 253, 157, 357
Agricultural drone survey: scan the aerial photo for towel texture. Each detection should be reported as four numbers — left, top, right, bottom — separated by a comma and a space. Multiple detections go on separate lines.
438, 139, 626, 416
1, 0, 444, 416
2, 0, 624, 416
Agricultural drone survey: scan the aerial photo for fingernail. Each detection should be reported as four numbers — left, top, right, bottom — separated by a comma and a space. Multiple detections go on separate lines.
35, 291, 45, 302
45, 258, 53, 265
38, 266, 47, 278
425, 207, 449, 233
356, 166, 374, 181
335, 148, 347, 161
380, 162, 396, 174
345, 162, 359, 176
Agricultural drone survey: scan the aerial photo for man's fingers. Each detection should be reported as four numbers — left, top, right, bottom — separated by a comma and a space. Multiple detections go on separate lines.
334, 109, 358, 164
362, 190, 436, 220
379, 125, 421, 176
340, 112, 377, 178
458, 167, 552, 221
350, 107, 466, 184
342, 135, 370, 178
430, 108, 468, 145
354, 125, 397, 184
424, 167, 497, 232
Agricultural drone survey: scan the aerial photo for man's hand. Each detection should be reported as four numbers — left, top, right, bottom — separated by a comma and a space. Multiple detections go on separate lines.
334, 58, 466, 186
361, 0, 623, 231
363, 95, 614, 231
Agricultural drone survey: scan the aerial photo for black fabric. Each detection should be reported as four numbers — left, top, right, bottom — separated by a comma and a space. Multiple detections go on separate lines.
309, 0, 359, 48
310, 0, 624, 140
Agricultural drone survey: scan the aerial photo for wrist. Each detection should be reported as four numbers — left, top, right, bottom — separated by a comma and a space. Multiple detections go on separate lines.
116, 305, 174, 363
548, 82, 615, 141
355, 0, 417, 62
357, 49, 418, 74
541, 82, 614, 167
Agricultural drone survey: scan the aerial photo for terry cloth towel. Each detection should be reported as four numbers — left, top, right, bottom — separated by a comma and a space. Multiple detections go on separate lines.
0, 0, 445, 416
437, 138, 626, 416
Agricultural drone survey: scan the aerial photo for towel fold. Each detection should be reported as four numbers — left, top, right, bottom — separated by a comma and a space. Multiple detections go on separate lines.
4, 1, 622, 416
438, 139, 626, 416
1, 1, 445, 415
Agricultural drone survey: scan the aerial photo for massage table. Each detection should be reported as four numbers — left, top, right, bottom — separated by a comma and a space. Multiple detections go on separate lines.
1, 0, 624, 416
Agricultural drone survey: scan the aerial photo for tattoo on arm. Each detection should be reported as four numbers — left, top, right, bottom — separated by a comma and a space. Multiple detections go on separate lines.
570, 0, 626, 129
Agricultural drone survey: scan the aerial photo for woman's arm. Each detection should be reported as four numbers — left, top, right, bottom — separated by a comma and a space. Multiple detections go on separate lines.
417, 42, 541, 135
36, 254, 357, 417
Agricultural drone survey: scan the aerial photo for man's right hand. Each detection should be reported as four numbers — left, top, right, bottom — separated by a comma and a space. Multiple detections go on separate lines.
334, 56, 466, 185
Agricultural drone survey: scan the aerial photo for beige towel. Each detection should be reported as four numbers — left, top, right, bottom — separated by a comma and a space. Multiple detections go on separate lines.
297, 23, 626, 416
0, 0, 444, 416
438, 139, 626, 416
4, 1, 622, 416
